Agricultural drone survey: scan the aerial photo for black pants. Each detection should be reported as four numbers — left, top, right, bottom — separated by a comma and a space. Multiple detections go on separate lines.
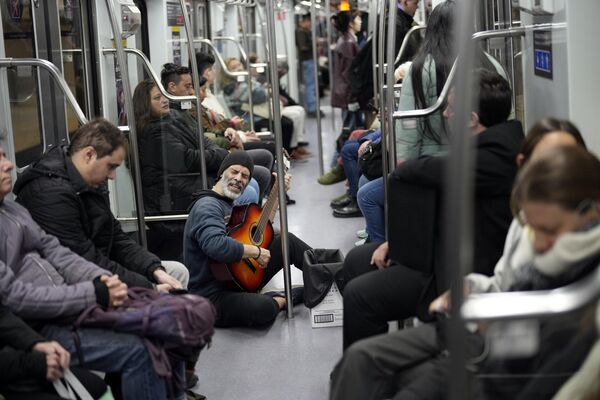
208, 233, 311, 328
254, 117, 294, 152
343, 242, 427, 350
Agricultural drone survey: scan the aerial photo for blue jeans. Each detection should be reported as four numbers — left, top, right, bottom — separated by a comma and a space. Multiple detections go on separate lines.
302, 59, 317, 113
357, 176, 385, 242
341, 139, 361, 198
234, 178, 259, 205
40, 325, 185, 400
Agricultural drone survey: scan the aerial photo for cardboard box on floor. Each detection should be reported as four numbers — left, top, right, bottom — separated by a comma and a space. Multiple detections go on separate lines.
311, 283, 343, 328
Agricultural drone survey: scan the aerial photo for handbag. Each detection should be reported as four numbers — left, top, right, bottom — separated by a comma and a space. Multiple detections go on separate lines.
358, 141, 384, 181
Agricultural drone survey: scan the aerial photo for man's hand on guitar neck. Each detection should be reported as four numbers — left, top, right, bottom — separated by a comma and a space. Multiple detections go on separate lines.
243, 244, 271, 268
272, 172, 292, 192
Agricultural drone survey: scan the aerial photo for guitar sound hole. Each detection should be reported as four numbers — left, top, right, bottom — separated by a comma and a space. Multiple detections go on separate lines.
251, 225, 260, 243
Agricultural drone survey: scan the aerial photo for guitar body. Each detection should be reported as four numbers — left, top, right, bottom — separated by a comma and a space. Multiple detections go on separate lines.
210, 203, 274, 292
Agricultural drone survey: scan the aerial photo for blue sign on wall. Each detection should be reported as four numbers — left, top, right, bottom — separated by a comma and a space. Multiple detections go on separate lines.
533, 30, 553, 79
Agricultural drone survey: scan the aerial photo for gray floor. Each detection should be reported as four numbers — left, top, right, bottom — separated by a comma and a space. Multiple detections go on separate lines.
194, 104, 365, 399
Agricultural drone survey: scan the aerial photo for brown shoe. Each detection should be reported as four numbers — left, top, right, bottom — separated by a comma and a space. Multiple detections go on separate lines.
290, 150, 309, 162
294, 147, 312, 156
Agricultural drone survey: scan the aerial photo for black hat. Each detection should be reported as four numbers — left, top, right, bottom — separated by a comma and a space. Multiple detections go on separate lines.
217, 151, 254, 180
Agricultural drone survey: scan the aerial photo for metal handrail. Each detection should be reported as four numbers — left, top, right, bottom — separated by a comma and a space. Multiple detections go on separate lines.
117, 214, 189, 222
0, 58, 88, 125
462, 265, 600, 321
394, 25, 426, 65
212, 36, 249, 63
192, 38, 249, 79
102, 48, 196, 103
392, 60, 457, 119
392, 23, 567, 121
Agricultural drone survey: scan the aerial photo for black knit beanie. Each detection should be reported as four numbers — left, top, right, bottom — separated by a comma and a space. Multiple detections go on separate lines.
217, 151, 254, 179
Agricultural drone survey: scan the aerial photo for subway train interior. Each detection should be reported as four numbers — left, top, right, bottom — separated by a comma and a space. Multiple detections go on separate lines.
1, 0, 600, 399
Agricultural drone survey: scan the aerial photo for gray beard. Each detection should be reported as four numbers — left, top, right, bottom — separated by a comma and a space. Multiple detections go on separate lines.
221, 179, 242, 200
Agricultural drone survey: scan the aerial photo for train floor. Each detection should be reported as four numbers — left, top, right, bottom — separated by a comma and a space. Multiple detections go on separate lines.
193, 102, 364, 399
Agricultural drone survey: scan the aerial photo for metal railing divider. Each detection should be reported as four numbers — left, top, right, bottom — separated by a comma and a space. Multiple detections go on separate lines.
104, 0, 147, 246
0, 58, 88, 125
180, 0, 208, 190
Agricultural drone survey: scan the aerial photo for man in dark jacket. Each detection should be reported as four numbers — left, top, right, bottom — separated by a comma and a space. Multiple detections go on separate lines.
14, 119, 188, 291
184, 151, 311, 327
295, 13, 318, 116
340, 69, 524, 350
0, 144, 180, 399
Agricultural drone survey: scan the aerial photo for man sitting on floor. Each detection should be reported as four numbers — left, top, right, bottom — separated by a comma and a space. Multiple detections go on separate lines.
184, 151, 310, 327
14, 118, 188, 291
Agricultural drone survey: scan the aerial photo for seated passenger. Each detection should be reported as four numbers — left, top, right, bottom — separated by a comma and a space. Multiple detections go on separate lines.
194, 52, 278, 153
184, 151, 311, 327
248, 53, 310, 158
331, 145, 600, 400
160, 63, 273, 200
342, 69, 523, 349
221, 57, 298, 158
358, 0, 510, 242
13, 119, 188, 291
0, 303, 108, 400
0, 145, 183, 400
132, 78, 259, 211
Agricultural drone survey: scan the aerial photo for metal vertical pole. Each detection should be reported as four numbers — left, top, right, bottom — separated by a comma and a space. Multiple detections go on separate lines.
239, 3, 255, 131
371, 0, 381, 110
447, 1, 476, 399
180, 0, 208, 189
325, 0, 336, 135
382, 0, 397, 241
104, 0, 147, 246
265, 0, 293, 319
377, 0, 387, 111
311, 1, 324, 175
506, 0, 517, 114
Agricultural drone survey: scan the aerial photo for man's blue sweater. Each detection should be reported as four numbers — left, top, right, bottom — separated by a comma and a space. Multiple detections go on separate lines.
184, 190, 245, 297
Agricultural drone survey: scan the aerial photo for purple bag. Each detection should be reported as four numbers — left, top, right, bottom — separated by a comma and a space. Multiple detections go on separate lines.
76, 287, 215, 348
74, 288, 215, 384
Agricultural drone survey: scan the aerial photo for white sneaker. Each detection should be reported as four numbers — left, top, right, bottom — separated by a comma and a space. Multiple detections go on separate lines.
354, 238, 366, 247
356, 229, 368, 239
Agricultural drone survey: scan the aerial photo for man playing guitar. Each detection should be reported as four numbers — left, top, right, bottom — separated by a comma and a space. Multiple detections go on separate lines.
184, 151, 311, 327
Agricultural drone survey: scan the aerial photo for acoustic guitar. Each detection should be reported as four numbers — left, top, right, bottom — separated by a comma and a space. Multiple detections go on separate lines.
210, 159, 289, 292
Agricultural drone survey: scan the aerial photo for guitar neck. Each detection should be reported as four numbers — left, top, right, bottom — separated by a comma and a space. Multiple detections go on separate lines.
257, 182, 279, 234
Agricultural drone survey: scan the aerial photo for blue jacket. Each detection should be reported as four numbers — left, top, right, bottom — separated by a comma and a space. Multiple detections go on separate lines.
184, 191, 245, 297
